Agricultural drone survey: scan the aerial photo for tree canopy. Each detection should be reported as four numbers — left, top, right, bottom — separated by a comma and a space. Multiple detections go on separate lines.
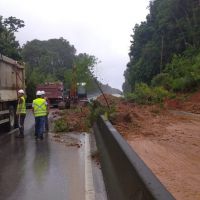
123, 0, 200, 92
22, 38, 99, 101
0, 15, 25, 59
22, 38, 76, 80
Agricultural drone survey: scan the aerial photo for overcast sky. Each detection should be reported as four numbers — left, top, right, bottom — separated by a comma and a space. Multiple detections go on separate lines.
0, 0, 149, 90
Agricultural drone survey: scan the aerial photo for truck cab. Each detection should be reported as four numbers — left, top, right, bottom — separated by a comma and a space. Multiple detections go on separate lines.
36, 82, 64, 107
77, 82, 87, 99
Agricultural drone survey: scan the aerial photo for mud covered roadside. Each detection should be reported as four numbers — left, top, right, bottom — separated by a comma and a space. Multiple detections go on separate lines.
97, 94, 200, 200
47, 108, 101, 166
47, 109, 86, 148
125, 110, 200, 200
47, 95, 200, 199
165, 91, 200, 114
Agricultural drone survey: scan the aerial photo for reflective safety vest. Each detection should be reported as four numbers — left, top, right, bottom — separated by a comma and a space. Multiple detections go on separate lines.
17, 96, 26, 114
32, 98, 47, 117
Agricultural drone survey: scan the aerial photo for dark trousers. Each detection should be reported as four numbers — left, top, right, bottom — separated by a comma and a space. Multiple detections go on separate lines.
35, 116, 45, 138
17, 114, 26, 135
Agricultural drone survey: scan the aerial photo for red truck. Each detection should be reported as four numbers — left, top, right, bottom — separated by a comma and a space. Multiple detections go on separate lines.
36, 82, 64, 107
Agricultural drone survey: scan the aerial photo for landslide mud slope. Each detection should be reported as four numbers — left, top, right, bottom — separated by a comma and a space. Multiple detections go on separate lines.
97, 94, 200, 200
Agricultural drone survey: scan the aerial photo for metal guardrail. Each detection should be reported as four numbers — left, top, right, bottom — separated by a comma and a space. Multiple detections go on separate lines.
93, 115, 175, 200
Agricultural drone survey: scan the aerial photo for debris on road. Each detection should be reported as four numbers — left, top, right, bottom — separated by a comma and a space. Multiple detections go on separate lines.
91, 150, 100, 166
51, 133, 83, 148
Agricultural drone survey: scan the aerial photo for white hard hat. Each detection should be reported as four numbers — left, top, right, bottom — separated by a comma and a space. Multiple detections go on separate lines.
41, 91, 45, 95
36, 91, 42, 96
18, 89, 24, 94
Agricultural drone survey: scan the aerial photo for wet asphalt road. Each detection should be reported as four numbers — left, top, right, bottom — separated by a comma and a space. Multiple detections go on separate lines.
0, 111, 87, 200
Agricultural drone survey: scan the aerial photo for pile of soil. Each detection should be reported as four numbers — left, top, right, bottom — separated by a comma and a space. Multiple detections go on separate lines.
64, 106, 90, 132
52, 106, 90, 132
97, 94, 167, 139
96, 93, 200, 200
165, 91, 200, 113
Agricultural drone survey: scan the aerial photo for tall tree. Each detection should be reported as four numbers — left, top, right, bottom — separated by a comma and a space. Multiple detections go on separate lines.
22, 38, 76, 101
64, 53, 99, 91
22, 38, 76, 78
0, 15, 24, 59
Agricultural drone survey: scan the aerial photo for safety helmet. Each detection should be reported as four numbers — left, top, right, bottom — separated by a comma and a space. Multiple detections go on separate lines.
18, 89, 24, 94
36, 91, 42, 96
41, 91, 45, 95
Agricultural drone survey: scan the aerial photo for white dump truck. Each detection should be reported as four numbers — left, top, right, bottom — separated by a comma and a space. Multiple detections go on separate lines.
0, 54, 25, 130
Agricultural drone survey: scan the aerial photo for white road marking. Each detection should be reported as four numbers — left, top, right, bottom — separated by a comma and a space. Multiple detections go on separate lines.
85, 133, 95, 200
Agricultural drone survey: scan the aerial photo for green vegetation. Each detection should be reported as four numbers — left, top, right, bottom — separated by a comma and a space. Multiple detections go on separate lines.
22, 39, 99, 102
88, 99, 116, 125
0, 14, 99, 102
125, 83, 172, 104
64, 53, 99, 92
54, 118, 69, 133
22, 38, 76, 101
123, 0, 200, 98
0, 15, 24, 60
151, 48, 200, 92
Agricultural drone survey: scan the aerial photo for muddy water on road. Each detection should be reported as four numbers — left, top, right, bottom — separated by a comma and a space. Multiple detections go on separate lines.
0, 111, 85, 200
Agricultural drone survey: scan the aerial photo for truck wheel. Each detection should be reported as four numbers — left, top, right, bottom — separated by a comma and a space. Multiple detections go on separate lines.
9, 106, 16, 130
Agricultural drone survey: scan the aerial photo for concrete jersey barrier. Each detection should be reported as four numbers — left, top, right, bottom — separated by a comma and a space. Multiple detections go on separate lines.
93, 115, 175, 200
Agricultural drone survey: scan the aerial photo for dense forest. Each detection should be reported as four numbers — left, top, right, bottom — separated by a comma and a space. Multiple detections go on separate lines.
123, 0, 200, 94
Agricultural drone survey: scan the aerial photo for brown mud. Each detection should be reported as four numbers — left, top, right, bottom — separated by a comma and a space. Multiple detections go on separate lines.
97, 93, 200, 200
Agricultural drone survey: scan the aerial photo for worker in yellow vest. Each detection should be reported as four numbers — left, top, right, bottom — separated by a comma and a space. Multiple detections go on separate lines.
41, 90, 49, 132
32, 91, 47, 140
16, 89, 26, 138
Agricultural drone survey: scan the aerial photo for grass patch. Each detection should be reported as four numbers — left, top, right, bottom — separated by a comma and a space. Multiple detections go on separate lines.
54, 118, 69, 133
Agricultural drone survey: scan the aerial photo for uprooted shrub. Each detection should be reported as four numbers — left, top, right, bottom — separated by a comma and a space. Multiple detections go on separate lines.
88, 99, 116, 126
54, 118, 69, 133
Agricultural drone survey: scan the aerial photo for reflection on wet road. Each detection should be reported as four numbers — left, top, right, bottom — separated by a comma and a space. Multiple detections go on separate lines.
0, 111, 86, 200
